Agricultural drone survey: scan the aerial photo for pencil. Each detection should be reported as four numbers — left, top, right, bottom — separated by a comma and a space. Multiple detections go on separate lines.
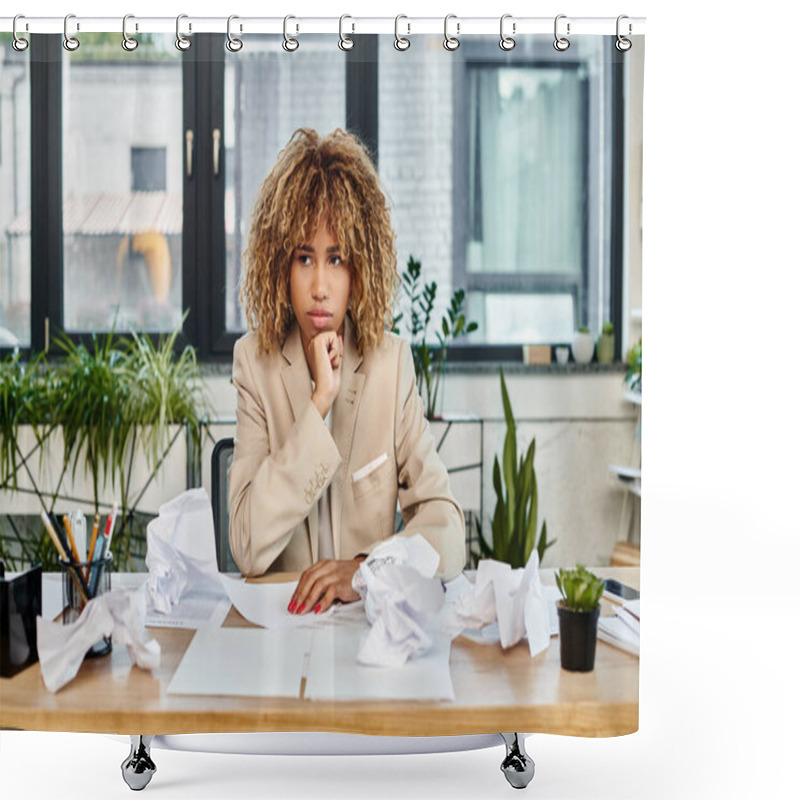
62, 514, 81, 564
41, 511, 89, 605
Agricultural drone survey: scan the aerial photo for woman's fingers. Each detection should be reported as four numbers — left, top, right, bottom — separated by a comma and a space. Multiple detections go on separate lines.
287, 560, 361, 614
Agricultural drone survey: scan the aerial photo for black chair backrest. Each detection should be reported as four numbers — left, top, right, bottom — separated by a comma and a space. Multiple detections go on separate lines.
211, 437, 236, 572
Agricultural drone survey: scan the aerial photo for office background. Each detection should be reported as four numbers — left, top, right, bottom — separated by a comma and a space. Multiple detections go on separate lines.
1, 2, 798, 800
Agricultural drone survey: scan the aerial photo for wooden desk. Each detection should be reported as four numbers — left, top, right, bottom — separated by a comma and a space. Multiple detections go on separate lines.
0, 568, 638, 739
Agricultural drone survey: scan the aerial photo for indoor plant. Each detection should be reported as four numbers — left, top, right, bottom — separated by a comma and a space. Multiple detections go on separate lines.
555, 565, 605, 672
393, 255, 478, 419
571, 326, 595, 365
1, 320, 206, 571
474, 369, 554, 568
625, 338, 642, 392
596, 321, 615, 364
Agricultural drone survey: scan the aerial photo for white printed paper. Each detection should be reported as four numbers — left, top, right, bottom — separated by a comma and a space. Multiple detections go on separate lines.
305, 625, 454, 701
167, 627, 311, 697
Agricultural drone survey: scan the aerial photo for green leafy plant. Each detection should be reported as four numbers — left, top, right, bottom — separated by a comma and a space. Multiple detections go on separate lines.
625, 338, 642, 391
53, 327, 134, 513
578, 325, 590, 334
474, 368, 554, 568
1, 350, 53, 490
555, 565, 604, 612
1, 319, 206, 570
602, 321, 614, 336
393, 255, 478, 419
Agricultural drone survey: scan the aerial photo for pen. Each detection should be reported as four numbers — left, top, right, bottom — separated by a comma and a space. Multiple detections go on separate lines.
101, 502, 118, 560
86, 512, 100, 581
63, 514, 81, 565
41, 510, 89, 605
88, 530, 107, 597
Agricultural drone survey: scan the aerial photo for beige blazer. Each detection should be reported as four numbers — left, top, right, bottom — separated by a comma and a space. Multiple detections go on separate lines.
228, 317, 466, 580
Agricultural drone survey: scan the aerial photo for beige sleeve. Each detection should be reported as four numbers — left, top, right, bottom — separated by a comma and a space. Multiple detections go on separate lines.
227, 338, 341, 577
393, 340, 466, 580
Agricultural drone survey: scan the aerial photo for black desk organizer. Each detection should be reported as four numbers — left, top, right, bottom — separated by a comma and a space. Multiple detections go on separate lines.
0, 563, 42, 677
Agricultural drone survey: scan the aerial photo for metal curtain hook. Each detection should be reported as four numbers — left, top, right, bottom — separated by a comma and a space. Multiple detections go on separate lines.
283, 15, 299, 52
226, 15, 243, 52
175, 14, 191, 51
339, 15, 354, 51
554, 14, 570, 51
500, 14, 515, 51
394, 15, 410, 51
63, 13, 80, 51
443, 14, 460, 51
122, 14, 139, 51
12, 15, 29, 52
616, 15, 632, 51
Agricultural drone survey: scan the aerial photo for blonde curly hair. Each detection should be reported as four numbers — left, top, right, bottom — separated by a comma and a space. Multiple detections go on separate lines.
240, 128, 398, 355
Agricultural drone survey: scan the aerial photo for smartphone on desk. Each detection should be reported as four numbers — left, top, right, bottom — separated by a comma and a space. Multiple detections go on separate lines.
603, 578, 640, 603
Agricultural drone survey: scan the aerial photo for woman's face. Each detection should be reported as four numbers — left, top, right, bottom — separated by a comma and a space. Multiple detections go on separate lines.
289, 217, 352, 351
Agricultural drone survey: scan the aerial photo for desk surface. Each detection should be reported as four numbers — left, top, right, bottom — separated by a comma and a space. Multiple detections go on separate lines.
0, 567, 639, 738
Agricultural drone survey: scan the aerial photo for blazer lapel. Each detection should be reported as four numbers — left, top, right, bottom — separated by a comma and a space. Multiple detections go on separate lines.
280, 323, 319, 563
330, 316, 364, 559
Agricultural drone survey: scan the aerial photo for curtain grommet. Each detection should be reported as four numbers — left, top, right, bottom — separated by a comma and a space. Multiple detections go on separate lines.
122, 14, 139, 52
500, 14, 515, 51
338, 14, 355, 51
12, 15, 30, 52
283, 15, 299, 52
394, 15, 410, 51
554, 14, 570, 51
175, 14, 191, 51
226, 15, 243, 52
63, 13, 80, 52
443, 13, 460, 51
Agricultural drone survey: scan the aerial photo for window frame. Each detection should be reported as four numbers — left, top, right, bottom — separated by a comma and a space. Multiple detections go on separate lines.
449, 37, 626, 361
3, 33, 625, 364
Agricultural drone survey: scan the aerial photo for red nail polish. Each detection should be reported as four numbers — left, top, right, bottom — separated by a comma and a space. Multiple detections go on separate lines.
297, 603, 306, 613
314, 604, 321, 614
288, 600, 296, 613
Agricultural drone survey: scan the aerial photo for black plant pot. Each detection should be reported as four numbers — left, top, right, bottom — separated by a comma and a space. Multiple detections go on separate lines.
557, 603, 601, 672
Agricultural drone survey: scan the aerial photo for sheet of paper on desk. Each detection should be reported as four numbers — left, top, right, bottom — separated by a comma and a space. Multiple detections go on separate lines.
145, 588, 231, 629
167, 627, 312, 697
218, 574, 337, 629
304, 625, 455, 701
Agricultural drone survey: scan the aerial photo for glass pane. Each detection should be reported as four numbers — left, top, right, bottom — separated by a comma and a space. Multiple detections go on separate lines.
466, 66, 583, 275
62, 34, 183, 333
0, 38, 31, 347
224, 37, 346, 333
479, 292, 576, 344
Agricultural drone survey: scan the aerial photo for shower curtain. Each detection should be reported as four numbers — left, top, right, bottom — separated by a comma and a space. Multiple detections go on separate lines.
0, 13, 644, 794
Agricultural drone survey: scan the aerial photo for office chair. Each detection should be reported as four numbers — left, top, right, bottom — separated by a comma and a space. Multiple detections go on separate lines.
210, 437, 236, 573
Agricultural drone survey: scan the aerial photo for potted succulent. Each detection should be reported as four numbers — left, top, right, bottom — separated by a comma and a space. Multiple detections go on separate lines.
571, 326, 594, 365
596, 321, 615, 364
555, 565, 605, 672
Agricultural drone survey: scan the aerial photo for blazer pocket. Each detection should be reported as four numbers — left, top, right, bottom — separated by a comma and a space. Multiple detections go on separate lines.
352, 454, 391, 500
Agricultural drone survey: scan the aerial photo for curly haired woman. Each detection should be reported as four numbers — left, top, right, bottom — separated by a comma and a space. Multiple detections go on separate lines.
229, 128, 465, 615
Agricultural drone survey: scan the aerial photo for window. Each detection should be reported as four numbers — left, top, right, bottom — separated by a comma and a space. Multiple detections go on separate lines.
1, 36, 31, 348
2, 33, 630, 362
61, 33, 182, 334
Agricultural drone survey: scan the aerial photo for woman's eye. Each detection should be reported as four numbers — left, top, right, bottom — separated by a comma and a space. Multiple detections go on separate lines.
330, 256, 342, 266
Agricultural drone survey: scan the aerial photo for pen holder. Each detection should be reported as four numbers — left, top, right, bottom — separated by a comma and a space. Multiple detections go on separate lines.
0, 564, 43, 677
60, 554, 113, 658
